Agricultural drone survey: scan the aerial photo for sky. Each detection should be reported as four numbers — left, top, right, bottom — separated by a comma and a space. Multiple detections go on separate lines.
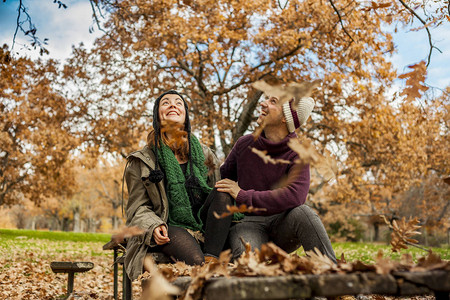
0, 0, 449, 91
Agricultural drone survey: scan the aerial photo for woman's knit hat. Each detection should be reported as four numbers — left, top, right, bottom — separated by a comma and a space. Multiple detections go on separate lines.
148, 90, 192, 183
282, 97, 315, 132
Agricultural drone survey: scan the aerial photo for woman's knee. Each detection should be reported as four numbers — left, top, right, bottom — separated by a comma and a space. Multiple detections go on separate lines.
215, 190, 233, 206
187, 253, 205, 265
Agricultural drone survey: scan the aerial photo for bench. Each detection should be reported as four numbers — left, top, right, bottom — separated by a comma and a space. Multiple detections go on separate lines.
50, 261, 94, 297
103, 239, 171, 300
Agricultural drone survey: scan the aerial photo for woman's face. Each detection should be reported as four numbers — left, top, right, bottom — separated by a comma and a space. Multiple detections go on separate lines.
158, 93, 186, 124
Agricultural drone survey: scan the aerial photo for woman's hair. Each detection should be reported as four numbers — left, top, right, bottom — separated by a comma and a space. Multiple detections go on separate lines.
147, 127, 189, 162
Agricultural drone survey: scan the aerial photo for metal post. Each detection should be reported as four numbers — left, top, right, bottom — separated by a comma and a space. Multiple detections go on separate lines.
67, 272, 75, 296
114, 249, 118, 300
123, 265, 132, 300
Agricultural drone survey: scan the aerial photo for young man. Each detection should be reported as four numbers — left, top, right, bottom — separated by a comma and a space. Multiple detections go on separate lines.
215, 95, 336, 262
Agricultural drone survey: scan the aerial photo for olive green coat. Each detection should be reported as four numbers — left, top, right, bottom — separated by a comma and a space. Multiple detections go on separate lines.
124, 144, 220, 281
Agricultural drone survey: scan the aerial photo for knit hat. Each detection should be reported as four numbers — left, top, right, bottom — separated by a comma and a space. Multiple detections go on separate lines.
282, 97, 315, 132
149, 90, 191, 183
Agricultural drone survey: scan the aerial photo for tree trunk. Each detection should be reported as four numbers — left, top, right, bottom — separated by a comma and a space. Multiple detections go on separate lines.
73, 208, 81, 232
62, 217, 70, 231
226, 90, 262, 155
112, 215, 119, 230
373, 223, 379, 242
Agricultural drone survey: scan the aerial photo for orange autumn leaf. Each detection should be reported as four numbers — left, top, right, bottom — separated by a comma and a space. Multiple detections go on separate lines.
213, 204, 267, 219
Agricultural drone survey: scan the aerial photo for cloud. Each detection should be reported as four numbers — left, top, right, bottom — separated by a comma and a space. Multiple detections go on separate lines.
0, 0, 102, 61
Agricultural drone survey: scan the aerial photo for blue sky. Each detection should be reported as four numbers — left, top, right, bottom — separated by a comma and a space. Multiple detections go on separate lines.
1, 0, 449, 90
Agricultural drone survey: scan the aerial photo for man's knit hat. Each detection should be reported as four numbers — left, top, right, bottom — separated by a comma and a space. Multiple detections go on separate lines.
282, 97, 315, 132
148, 90, 191, 183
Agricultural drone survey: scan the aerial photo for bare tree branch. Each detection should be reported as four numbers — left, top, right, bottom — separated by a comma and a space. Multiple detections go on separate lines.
278, 0, 289, 10
398, 0, 442, 67
328, 0, 355, 44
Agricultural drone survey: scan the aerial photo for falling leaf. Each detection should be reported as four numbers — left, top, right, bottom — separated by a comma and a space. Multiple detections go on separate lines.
160, 120, 188, 150
250, 147, 291, 165
287, 137, 321, 166
213, 204, 267, 219
363, 1, 392, 11
398, 61, 429, 101
252, 80, 320, 107
313, 150, 338, 182
140, 255, 180, 300
252, 118, 266, 140
444, 176, 450, 185
112, 226, 145, 244
381, 216, 423, 253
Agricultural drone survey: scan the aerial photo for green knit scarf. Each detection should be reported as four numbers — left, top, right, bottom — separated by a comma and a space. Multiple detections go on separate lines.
157, 135, 212, 231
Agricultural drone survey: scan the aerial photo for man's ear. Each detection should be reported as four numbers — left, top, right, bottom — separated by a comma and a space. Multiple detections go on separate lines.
281, 116, 286, 124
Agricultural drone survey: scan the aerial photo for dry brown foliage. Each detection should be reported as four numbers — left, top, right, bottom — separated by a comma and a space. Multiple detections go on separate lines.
251, 79, 320, 107
381, 215, 423, 253
149, 241, 449, 300
213, 204, 267, 219
250, 147, 290, 165
160, 120, 188, 150
398, 61, 429, 101
111, 226, 145, 244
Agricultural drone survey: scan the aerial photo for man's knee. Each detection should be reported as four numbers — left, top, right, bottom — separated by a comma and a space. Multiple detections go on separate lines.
287, 205, 318, 221
229, 223, 267, 259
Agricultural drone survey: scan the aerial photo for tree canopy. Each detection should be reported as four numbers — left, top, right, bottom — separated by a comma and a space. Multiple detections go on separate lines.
1, 0, 449, 233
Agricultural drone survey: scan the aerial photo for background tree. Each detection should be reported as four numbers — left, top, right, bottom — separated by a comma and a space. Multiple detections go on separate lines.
1, 0, 448, 238
0, 45, 80, 206
60, 0, 448, 224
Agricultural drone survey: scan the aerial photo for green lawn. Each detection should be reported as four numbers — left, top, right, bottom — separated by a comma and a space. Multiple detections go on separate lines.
2, 228, 448, 263
331, 241, 449, 263
0, 228, 111, 243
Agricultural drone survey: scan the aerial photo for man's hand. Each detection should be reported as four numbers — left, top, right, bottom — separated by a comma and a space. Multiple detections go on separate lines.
215, 179, 241, 199
153, 225, 170, 245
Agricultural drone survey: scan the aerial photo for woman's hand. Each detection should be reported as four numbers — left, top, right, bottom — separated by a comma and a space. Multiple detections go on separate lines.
215, 179, 241, 199
153, 225, 170, 245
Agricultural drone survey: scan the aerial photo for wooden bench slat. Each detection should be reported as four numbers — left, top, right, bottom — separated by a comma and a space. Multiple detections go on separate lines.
50, 261, 94, 273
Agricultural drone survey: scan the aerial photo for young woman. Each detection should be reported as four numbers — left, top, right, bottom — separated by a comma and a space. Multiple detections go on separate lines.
123, 90, 233, 281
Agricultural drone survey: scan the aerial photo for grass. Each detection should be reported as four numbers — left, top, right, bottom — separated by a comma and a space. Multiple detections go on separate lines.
2, 228, 448, 263
0, 228, 111, 243
331, 241, 450, 263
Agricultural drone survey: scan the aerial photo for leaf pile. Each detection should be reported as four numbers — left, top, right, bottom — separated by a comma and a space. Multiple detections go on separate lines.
150, 241, 449, 300
0, 237, 143, 299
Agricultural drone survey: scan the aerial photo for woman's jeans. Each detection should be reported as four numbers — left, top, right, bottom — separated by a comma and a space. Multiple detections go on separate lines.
229, 205, 337, 263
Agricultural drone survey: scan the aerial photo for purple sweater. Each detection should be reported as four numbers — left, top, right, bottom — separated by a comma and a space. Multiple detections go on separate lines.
220, 132, 310, 216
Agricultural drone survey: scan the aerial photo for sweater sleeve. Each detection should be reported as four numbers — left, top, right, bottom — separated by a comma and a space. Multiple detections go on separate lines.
236, 163, 310, 215
220, 138, 240, 181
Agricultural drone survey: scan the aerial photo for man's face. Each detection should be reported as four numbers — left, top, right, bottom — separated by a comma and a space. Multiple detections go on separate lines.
256, 96, 285, 127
